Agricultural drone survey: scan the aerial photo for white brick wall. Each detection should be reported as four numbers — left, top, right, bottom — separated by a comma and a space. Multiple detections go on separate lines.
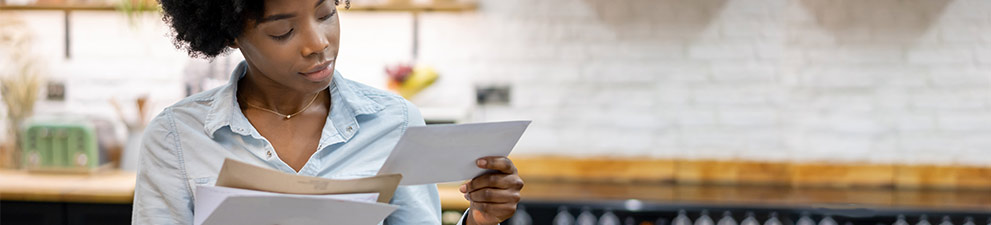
421, 0, 991, 166
4, 0, 991, 167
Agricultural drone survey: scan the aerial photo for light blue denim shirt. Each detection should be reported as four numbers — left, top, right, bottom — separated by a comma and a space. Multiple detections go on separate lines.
132, 61, 457, 225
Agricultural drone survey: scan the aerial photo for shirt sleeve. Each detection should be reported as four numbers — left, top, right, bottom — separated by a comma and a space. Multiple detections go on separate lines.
456, 209, 470, 225
132, 109, 195, 225
455, 209, 503, 225
384, 184, 444, 225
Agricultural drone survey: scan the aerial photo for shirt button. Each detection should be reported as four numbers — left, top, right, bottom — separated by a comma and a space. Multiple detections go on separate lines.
346, 126, 353, 133
266, 151, 272, 158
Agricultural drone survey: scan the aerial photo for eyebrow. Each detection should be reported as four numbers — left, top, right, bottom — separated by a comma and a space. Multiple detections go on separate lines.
257, 14, 294, 24
256, 0, 327, 25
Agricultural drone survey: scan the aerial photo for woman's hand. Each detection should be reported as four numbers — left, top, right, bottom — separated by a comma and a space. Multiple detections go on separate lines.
460, 156, 524, 225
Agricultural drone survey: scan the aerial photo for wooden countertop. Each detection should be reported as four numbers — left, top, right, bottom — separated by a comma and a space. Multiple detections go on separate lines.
0, 169, 472, 208
2, 169, 988, 212
0, 169, 136, 204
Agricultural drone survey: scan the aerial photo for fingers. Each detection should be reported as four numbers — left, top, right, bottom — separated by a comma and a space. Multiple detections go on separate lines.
463, 157, 524, 225
464, 188, 521, 204
461, 173, 524, 193
471, 201, 518, 217
476, 156, 516, 174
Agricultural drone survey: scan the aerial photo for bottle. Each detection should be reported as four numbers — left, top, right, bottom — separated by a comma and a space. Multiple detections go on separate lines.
741, 212, 759, 225
553, 206, 575, 225
819, 216, 837, 225
696, 210, 715, 225
918, 215, 931, 225
797, 212, 815, 225
939, 216, 954, 225
509, 205, 532, 225
577, 207, 598, 225
657, 217, 669, 225
673, 210, 693, 225
599, 209, 621, 225
895, 215, 910, 225
718, 211, 738, 225
961, 217, 975, 225
624, 217, 636, 225
764, 212, 783, 225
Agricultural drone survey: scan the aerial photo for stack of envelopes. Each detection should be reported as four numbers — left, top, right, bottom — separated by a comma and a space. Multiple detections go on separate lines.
195, 159, 403, 225
194, 120, 531, 225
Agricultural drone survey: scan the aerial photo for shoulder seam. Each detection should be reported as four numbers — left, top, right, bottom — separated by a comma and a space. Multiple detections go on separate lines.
163, 107, 194, 200
345, 78, 395, 98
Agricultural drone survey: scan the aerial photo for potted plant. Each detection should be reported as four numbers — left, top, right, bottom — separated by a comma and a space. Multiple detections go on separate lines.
0, 14, 46, 169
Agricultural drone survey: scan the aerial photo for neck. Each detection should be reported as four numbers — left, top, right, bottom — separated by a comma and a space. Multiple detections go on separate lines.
237, 66, 329, 114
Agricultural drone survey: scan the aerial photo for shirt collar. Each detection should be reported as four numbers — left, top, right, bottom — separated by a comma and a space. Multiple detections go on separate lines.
203, 61, 385, 139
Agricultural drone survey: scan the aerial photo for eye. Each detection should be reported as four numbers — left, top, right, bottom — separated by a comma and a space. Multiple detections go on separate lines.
271, 28, 293, 41
318, 9, 337, 21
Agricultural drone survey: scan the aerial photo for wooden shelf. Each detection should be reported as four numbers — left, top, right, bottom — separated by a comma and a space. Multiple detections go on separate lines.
511, 156, 991, 190
346, 2, 476, 12
0, 3, 157, 11
0, 2, 476, 12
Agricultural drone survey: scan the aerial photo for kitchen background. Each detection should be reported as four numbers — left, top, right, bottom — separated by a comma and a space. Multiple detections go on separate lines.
1, 0, 990, 225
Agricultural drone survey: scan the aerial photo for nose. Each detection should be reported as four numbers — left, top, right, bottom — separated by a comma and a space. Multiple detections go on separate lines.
299, 23, 329, 58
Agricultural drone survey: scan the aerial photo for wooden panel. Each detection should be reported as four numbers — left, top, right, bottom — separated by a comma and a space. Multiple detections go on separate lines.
956, 166, 991, 189
735, 161, 792, 185
511, 156, 676, 183
895, 165, 991, 190
790, 163, 895, 188
438, 182, 469, 210
895, 165, 959, 189
511, 155, 991, 190
0, 170, 135, 203
675, 160, 739, 184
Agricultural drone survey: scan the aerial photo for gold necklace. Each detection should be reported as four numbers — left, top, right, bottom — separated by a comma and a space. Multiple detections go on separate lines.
243, 93, 321, 120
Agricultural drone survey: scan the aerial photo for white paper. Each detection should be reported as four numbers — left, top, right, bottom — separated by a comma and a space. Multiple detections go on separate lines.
378, 120, 531, 185
194, 185, 386, 225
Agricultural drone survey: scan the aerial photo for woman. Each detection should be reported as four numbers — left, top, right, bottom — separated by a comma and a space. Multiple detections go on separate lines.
132, 0, 523, 224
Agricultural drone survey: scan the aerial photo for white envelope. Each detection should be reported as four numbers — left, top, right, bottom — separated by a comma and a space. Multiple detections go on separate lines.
194, 185, 395, 225
378, 120, 531, 185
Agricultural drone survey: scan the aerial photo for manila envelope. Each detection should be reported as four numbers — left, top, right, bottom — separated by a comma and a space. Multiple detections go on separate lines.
215, 158, 401, 203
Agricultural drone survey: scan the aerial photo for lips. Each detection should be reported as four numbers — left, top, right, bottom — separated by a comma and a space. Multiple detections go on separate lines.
300, 61, 334, 82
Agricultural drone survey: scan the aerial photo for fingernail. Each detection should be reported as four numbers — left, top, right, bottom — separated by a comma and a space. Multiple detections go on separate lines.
477, 159, 487, 167
464, 193, 470, 201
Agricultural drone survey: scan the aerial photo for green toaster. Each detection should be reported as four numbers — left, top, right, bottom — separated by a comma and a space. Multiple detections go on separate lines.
21, 119, 102, 169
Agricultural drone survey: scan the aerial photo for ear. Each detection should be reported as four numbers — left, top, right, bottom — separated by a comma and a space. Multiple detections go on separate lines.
229, 39, 240, 49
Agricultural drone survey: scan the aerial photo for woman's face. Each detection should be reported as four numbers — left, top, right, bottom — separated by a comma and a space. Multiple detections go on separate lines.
235, 0, 340, 93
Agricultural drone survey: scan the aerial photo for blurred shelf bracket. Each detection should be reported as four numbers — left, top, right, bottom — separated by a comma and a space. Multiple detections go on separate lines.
420, 107, 469, 124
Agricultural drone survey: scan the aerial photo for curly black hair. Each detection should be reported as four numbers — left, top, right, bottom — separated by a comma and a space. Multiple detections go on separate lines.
159, 0, 350, 58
